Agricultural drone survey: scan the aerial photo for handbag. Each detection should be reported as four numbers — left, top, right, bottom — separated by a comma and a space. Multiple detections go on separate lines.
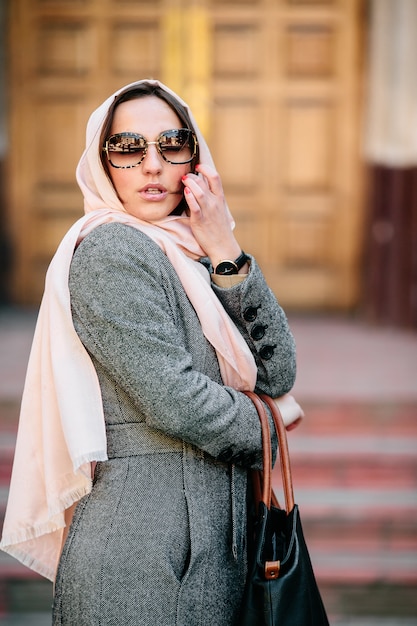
239, 391, 330, 626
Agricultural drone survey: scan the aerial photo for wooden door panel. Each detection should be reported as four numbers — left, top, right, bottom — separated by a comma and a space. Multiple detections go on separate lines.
283, 101, 335, 190
110, 21, 160, 78
213, 23, 260, 79
35, 101, 82, 184
285, 23, 336, 78
38, 22, 93, 76
211, 99, 262, 190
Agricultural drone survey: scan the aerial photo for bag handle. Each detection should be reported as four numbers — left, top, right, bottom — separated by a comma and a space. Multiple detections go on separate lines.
244, 391, 272, 508
260, 394, 295, 513
244, 391, 295, 514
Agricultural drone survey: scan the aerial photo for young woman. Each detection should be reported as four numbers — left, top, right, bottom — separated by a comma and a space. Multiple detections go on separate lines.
1, 80, 302, 625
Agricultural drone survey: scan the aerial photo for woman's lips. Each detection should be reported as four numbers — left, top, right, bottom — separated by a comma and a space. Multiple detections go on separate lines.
139, 184, 168, 201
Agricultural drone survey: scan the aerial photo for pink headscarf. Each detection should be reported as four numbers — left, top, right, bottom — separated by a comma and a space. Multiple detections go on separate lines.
0, 80, 257, 581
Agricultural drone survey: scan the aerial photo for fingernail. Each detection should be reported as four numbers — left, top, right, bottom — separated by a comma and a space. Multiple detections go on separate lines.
182, 175, 187, 181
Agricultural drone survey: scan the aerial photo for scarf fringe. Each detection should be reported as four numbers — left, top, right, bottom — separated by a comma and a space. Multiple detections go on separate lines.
1, 482, 92, 549
48, 483, 94, 518
72, 450, 108, 473
0, 482, 94, 582
0, 545, 56, 582
0, 520, 63, 549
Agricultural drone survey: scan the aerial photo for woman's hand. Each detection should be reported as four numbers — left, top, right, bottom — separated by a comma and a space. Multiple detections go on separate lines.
272, 394, 304, 431
182, 164, 244, 269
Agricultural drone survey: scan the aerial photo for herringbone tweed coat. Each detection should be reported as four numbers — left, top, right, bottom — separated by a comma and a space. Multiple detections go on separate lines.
52, 222, 296, 626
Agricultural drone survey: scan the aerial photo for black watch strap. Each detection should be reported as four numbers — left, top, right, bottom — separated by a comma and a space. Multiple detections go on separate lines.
215, 251, 249, 276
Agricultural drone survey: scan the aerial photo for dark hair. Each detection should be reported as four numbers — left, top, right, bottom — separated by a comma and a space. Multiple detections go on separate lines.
99, 82, 200, 172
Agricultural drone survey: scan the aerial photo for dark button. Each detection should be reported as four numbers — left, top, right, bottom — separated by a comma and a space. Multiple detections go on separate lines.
259, 344, 276, 360
251, 324, 268, 341
243, 305, 260, 322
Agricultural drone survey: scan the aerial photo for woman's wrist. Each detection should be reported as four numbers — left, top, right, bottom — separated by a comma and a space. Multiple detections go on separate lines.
210, 246, 248, 275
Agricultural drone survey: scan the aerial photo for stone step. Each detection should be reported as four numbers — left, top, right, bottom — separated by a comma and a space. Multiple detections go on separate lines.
276, 487, 417, 523
295, 403, 417, 437
299, 515, 417, 547
286, 436, 417, 491
311, 548, 417, 584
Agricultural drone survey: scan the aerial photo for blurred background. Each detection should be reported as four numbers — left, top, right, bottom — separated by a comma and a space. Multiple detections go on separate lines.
0, 0, 416, 624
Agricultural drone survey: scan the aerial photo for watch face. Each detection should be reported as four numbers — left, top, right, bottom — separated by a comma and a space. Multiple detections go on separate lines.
215, 260, 238, 275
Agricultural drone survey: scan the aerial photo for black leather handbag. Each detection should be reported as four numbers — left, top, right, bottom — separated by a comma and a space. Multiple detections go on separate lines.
239, 391, 330, 626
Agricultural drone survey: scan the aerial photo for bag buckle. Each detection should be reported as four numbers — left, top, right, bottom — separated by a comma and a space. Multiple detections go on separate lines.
265, 560, 280, 580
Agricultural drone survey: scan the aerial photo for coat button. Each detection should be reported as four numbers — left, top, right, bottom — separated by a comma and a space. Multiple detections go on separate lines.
251, 324, 267, 340
243, 305, 260, 322
259, 345, 276, 360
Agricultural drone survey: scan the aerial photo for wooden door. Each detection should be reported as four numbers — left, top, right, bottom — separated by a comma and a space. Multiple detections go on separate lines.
210, 0, 364, 309
7, 0, 364, 309
7, 0, 166, 304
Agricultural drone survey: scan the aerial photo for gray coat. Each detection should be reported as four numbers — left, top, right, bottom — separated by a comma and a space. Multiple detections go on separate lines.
52, 223, 296, 626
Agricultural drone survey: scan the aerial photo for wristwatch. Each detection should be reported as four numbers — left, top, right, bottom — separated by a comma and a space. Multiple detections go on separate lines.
214, 251, 249, 276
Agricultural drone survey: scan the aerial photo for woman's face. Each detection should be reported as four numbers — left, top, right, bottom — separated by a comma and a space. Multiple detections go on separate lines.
105, 96, 192, 221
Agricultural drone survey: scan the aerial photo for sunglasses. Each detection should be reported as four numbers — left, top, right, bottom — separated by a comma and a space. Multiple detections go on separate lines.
103, 129, 198, 169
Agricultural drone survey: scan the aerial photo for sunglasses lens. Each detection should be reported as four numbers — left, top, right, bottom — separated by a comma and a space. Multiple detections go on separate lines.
105, 130, 197, 167
159, 129, 195, 164
106, 133, 147, 167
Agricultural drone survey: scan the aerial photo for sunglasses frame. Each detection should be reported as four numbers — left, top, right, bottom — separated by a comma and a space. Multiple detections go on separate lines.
103, 129, 198, 168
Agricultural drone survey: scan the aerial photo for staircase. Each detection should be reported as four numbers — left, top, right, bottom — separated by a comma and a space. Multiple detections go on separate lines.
273, 401, 417, 622
2, 399, 417, 621
1, 308, 417, 625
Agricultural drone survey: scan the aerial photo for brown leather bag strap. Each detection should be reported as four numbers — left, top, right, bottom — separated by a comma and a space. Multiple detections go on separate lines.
244, 391, 295, 514
260, 394, 295, 513
243, 391, 272, 509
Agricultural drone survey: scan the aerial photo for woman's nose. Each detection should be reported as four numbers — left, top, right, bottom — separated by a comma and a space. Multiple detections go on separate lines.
142, 144, 163, 173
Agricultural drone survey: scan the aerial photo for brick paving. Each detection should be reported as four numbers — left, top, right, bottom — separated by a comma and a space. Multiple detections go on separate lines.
1, 306, 417, 622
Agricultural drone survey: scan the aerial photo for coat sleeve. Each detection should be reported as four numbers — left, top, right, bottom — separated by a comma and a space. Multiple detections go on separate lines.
211, 257, 297, 397
68, 224, 291, 468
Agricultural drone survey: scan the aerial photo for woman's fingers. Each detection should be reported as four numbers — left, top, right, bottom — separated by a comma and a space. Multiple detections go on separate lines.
194, 163, 224, 196
182, 166, 240, 263
182, 165, 228, 224
182, 163, 223, 201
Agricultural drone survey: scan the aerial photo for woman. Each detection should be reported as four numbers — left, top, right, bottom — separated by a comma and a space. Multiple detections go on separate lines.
0, 80, 301, 625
